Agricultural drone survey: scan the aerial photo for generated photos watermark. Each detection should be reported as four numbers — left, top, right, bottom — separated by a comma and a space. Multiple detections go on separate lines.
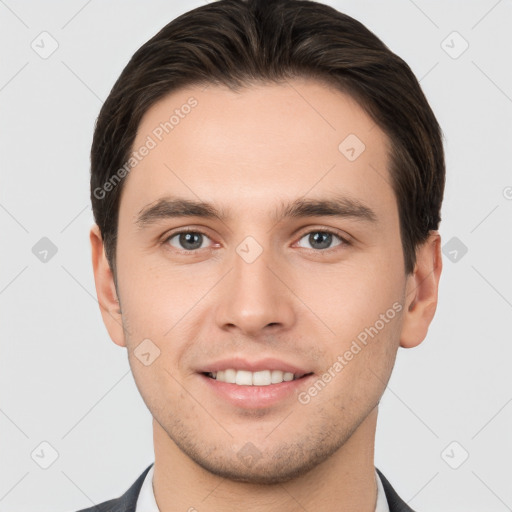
93, 96, 198, 200
298, 301, 403, 405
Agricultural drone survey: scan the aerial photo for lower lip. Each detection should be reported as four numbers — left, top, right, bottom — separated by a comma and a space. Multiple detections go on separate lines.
200, 373, 314, 409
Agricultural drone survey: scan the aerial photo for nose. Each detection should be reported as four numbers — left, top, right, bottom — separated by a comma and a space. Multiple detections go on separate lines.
214, 243, 297, 337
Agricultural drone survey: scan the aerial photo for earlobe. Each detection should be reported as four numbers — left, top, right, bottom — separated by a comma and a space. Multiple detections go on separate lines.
90, 224, 127, 347
400, 231, 443, 348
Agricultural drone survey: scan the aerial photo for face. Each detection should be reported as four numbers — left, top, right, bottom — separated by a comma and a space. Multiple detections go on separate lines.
99, 79, 414, 483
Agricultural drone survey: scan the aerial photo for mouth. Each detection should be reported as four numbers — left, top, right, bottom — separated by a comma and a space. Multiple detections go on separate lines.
202, 369, 313, 386
197, 357, 315, 408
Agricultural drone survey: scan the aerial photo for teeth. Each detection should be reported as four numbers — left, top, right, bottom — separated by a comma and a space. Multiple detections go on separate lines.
224, 369, 236, 383
235, 370, 253, 386
209, 369, 300, 385
271, 370, 284, 384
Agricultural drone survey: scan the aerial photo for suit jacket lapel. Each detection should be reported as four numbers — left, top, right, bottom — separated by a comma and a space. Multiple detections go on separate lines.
376, 468, 416, 512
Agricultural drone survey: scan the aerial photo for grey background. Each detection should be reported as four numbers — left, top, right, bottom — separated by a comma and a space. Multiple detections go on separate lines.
1, 0, 511, 511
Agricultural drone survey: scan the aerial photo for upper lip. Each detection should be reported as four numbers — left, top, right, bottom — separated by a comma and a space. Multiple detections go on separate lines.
199, 357, 312, 376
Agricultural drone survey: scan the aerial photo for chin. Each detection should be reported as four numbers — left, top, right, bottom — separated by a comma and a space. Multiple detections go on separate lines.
177, 436, 344, 485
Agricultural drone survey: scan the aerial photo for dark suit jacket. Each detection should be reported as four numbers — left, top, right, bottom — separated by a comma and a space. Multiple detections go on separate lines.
75, 463, 415, 512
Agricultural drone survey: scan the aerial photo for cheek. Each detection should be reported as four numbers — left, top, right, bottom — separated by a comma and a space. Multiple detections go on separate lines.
297, 256, 404, 327
115, 256, 211, 381
127, 355, 179, 425
115, 250, 194, 332
294, 254, 405, 385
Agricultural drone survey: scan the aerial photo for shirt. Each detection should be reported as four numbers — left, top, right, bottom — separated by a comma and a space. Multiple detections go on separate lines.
136, 464, 390, 511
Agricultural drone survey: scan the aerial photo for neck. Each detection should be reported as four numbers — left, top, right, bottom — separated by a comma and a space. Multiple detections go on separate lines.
152, 407, 379, 512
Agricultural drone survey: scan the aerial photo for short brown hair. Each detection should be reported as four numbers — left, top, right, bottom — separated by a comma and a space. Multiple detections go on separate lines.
90, 0, 445, 277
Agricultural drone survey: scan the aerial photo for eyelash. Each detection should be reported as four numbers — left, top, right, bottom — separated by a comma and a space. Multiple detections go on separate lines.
162, 227, 351, 254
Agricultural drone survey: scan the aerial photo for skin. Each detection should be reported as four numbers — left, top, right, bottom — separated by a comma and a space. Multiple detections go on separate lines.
91, 78, 442, 512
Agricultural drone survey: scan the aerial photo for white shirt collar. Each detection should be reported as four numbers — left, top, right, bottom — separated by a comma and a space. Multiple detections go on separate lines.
136, 464, 389, 512
135, 464, 158, 512
375, 468, 391, 512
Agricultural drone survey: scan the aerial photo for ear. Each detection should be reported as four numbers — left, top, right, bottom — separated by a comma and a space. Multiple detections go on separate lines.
400, 231, 443, 348
90, 224, 127, 347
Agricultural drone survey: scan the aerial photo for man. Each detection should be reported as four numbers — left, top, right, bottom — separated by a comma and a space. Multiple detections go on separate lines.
82, 0, 444, 510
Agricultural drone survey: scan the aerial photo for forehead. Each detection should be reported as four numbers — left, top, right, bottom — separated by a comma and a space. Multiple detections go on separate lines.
122, 79, 396, 224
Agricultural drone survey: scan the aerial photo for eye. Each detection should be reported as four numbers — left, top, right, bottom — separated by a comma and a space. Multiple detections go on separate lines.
162, 228, 350, 253
165, 230, 213, 251
295, 229, 349, 251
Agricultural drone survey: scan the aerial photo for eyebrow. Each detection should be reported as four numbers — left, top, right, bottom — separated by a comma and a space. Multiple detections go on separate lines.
135, 194, 378, 229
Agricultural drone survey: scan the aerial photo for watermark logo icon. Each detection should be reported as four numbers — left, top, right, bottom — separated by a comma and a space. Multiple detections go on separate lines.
31, 441, 59, 469
442, 236, 468, 263
237, 442, 263, 467
32, 237, 58, 263
134, 338, 161, 366
441, 31, 469, 59
31, 31, 59, 59
236, 236, 263, 264
339, 134, 366, 162
441, 441, 469, 469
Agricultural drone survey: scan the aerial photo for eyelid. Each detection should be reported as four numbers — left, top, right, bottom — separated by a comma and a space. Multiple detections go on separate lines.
162, 227, 217, 251
162, 225, 352, 253
293, 227, 352, 249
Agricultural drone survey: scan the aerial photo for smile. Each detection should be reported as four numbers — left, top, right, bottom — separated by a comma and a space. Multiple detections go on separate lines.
204, 369, 311, 385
